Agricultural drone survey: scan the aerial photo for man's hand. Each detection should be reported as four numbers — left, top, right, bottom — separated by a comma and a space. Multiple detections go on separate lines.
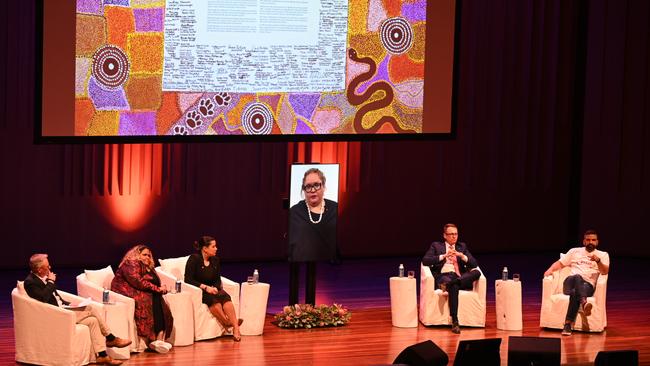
543, 269, 553, 277
588, 254, 601, 263
47, 271, 57, 282
448, 249, 466, 262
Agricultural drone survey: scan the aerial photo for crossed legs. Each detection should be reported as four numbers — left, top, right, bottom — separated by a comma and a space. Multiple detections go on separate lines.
561, 274, 595, 335
436, 269, 481, 328
208, 301, 241, 340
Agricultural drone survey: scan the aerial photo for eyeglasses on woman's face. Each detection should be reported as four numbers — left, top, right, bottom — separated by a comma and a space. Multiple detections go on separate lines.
302, 182, 322, 193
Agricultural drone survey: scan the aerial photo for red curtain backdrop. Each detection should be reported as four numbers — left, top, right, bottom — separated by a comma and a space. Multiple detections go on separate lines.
0, 0, 648, 268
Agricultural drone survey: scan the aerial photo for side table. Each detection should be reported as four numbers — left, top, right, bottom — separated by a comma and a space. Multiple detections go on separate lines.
389, 276, 418, 328
495, 279, 522, 330
239, 282, 270, 335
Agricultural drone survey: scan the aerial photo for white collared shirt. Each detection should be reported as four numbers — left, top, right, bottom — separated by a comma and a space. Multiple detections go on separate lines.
440, 242, 458, 273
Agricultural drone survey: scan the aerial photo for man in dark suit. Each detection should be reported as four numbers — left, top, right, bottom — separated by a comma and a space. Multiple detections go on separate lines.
422, 223, 481, 333
24, 253, 131, 365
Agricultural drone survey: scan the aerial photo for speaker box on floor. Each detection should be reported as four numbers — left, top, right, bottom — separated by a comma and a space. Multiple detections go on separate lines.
594, 350, 638, 366
508, 336, 560, 366
453, 338, 502, 366
393, 340, 449, 366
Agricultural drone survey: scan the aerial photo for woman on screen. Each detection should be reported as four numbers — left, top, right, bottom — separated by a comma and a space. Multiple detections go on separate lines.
288, 168, 338, 306
111, 244, 174, 353
184, 235, 242, 341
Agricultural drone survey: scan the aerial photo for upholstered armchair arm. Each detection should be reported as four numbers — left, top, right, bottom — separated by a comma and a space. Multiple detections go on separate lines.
221, 276, 239, 294
12, 289, 78, 359
58, 290, 104, 310
76, 274, 105, 301
221, 276, 240, 318
155, 267, 177, 290
594, 274, 608, 309
155, 266, 196, 293
543, 269, 561, 298
542, 275, 554, 301
76, 273, 134, 306
156, 266, 202, 312
474, 268, 487, 305
420, 263, 435, 291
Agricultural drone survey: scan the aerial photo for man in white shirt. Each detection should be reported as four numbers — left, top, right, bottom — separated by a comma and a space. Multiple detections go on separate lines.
544, 230, 610, 336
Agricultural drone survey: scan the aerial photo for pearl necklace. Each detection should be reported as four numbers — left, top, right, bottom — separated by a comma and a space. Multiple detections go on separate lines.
306, 199, 325, 224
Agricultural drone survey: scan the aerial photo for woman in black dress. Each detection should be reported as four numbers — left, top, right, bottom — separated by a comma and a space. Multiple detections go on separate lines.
184, 236, 242, 341
288, 168, 338, 306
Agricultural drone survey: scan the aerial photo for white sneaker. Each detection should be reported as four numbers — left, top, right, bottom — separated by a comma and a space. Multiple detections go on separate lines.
162, 341, 173, 351
150, 340, 170, 353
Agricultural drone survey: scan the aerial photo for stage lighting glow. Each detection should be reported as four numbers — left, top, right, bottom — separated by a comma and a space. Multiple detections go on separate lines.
98, 193, 157, 232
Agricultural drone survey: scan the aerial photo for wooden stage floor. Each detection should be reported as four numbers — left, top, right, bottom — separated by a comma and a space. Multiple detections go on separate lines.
1, 253, 649, 365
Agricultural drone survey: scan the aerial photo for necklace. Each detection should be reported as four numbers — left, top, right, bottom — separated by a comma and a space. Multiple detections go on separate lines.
306, 199, 325, 224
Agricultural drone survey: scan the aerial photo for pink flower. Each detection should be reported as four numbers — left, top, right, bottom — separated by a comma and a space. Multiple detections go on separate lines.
283, 306, 291, 314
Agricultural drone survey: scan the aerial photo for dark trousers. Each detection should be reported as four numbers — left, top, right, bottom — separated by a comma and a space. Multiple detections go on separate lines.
562, 274, 594, 322
289, 261, 316, 306
435, 270, 482, 323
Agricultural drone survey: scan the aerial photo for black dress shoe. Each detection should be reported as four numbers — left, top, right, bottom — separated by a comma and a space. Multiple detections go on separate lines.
439, 283, 447, 293
451, 322, 461, 334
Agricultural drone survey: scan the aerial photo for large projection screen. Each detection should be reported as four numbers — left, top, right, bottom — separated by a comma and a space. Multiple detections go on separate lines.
38, 0, 458, 141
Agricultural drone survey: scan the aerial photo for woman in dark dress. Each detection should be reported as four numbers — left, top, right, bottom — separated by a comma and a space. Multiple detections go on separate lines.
111, 244, 174, 353
288, 168, 338, 306
184, 236, 242, 341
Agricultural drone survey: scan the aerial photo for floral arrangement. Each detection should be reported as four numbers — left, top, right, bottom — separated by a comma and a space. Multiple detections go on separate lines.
274, 303, 351, 329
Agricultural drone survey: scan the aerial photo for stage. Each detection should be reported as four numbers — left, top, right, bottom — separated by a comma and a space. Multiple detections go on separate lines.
1, 253, 649, 365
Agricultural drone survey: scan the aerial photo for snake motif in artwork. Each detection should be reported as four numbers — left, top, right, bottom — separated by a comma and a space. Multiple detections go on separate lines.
346, 48, 414, 133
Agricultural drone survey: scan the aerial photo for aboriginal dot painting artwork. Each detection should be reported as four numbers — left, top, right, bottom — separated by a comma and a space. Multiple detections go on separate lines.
75, 0, 427, 136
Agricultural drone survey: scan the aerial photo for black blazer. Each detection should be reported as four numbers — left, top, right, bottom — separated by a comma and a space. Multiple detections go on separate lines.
23, 272, 68, 307
184, 253, 223, 291
422, 241, 478, 277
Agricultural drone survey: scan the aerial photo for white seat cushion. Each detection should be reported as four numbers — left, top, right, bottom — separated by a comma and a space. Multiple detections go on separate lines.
84, 265, 114, 289
159, 256, 189, 281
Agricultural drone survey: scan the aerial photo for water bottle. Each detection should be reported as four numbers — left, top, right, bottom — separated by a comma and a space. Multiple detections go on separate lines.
399, 264, 405, 278
502, 267, 509, 281
175, 280, 182, 293
253, 269, 259, 284
102, 288, 110, 303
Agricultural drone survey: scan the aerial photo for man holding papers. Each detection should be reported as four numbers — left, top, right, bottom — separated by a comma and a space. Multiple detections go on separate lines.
24, 253, 131, 365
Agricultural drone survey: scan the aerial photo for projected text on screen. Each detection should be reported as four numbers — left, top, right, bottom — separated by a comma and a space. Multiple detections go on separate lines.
164, 0, 348, 92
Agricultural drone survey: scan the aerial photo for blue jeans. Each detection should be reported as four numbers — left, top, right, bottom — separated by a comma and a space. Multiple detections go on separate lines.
562, 274, 594, 322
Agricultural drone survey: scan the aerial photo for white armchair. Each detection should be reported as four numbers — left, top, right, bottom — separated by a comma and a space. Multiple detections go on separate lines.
419, 263, 487, 327
13, 282, 97, 366
540, 255, 608, 332
76, 266, 146, 356
157, 255, 240, 341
